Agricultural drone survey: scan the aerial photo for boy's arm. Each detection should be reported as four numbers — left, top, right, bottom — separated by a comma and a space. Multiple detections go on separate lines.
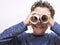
0, 21, 27, 42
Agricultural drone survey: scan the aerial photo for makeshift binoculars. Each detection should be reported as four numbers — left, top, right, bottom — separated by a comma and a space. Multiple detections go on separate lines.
30, 15, 49, 24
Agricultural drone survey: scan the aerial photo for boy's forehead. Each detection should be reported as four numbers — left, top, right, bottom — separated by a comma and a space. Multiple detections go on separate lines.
34, 7, 51, 15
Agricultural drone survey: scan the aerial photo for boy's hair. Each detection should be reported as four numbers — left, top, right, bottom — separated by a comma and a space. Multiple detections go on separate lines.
31, 0, 55, 18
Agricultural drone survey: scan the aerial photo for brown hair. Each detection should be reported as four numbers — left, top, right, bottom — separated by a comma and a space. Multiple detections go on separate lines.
31, 0, 55, 18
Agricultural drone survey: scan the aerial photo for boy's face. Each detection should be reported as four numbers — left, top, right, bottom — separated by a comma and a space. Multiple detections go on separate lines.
31, 7, 51, 35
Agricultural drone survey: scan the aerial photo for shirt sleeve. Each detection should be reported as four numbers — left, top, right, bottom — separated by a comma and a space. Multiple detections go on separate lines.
0, 21, 27, 42
50, 22, 60, 45
50, 22, 60, 36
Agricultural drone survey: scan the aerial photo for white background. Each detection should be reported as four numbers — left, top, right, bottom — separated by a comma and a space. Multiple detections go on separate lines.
0, 0, 60, 33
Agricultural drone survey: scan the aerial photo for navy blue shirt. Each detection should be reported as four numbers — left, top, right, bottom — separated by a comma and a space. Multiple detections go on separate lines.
0, 22, 60, 45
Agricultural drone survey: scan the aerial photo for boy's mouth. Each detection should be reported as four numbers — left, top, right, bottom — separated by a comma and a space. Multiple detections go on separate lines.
33, 24, 45, 29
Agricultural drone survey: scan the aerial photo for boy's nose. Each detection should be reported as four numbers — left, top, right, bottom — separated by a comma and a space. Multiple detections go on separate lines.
37, 20, 42, 25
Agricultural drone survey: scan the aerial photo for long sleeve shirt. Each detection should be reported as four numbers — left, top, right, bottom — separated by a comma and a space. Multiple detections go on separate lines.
0, 22, 60, 45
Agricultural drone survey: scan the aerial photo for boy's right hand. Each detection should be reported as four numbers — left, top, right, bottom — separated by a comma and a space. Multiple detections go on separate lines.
24, 11, 38, 26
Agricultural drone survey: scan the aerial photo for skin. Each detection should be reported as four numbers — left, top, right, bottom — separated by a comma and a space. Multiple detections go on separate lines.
24, 7, 54, 35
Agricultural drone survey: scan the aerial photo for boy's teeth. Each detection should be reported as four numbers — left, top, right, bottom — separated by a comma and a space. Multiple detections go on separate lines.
37, 26, 44, 29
